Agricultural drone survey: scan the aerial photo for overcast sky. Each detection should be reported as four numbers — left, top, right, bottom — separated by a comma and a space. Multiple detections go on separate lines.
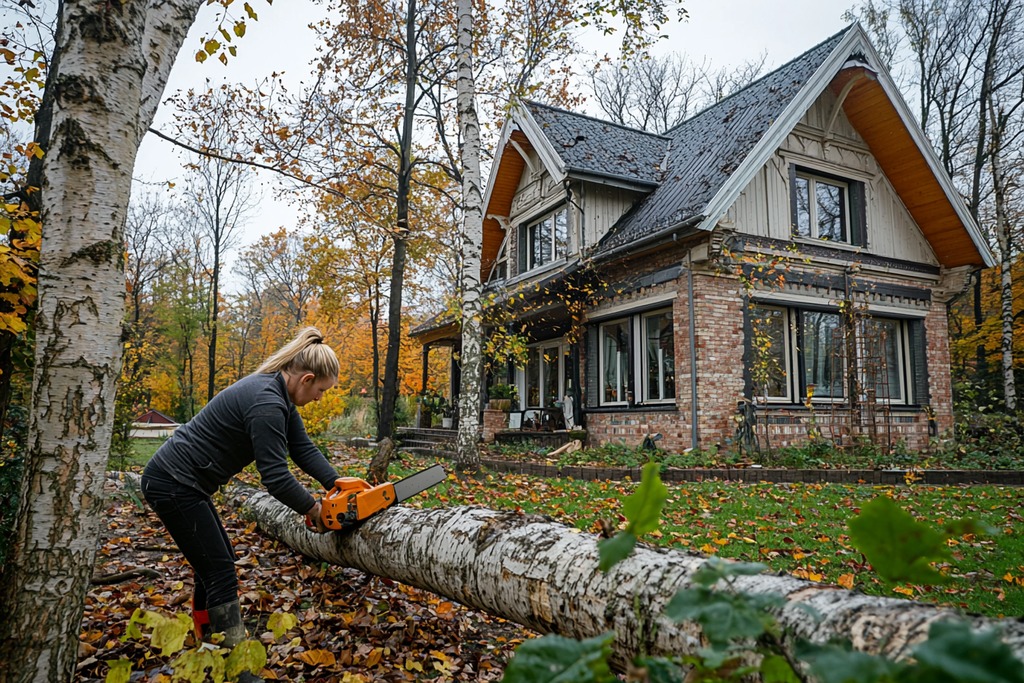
132, 0, 859, 280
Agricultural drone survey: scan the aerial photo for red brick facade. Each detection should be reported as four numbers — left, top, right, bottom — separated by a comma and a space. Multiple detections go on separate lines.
582, 268, 954, 454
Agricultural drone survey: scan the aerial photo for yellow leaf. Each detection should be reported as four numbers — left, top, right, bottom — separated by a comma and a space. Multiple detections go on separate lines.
296, 649, 336, 666
234, 21, 246, 37
405, 658, 424, 672
837, 573, 855, 589
808, 572, 823, 582
218, 52, 228, 65
1003, 572, 1015, 583
893, 586, 914, 596
195, 50, 207, 63
244, 2, 258, 19
366, 647, 383, 667
204, 39, 220, 54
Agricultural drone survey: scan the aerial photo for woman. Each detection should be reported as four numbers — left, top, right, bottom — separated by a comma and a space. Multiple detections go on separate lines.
142, 327, 339, 658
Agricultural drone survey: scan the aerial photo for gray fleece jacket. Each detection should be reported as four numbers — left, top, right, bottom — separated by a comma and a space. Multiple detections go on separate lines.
149, 372, 337, 513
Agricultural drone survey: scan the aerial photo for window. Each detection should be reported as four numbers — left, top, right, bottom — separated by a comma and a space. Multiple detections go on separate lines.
791, 167, 866, 246
591, 308, 676, 407
524, 206, 569, 271
600, 320, 631, 404
643, 311, 675, 402
488, 235, 509, 283
522, 342, 570, 408
750, 304, 918, 405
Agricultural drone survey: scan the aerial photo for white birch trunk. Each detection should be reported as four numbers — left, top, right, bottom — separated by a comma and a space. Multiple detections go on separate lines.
454, 0, 484, 470
0, 0, 202, 679
234, 490, 1024, 671
988, 103, 1016, 412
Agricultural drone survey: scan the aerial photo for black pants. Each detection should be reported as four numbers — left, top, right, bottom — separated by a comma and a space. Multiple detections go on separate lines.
141, 461, 239, 610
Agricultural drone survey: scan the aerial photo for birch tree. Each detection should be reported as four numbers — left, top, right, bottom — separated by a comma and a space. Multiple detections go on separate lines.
233, 488, 1024, 672
0, 0, 205, 677
453, 0, 484, 469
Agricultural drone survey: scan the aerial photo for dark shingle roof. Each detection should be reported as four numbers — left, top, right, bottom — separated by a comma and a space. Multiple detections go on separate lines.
524, 102, 671, 186
594, 27, 851, 254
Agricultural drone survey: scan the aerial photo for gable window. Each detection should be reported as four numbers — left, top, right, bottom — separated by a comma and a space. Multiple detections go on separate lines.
590, 307, 676, 407
488, 234, 509, 283
524, 206, 569, 271
790, 166, 866, 246
749, 304, 919, 406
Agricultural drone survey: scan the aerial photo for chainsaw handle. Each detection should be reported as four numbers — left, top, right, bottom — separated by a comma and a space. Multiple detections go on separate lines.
327, 477, 372, 499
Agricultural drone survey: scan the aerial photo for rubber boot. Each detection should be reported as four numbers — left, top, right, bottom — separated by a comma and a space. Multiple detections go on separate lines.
192, 596, 210, 642
207, 600, 264, 682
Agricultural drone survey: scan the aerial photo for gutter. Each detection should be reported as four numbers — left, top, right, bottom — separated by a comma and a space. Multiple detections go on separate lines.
594, 214, 706, 263
686, 254, 699, 450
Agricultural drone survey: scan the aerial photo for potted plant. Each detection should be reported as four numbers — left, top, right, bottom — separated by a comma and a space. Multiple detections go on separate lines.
439, 397, 455, 428
418, 389, 443, 428
488, 383, 517, 412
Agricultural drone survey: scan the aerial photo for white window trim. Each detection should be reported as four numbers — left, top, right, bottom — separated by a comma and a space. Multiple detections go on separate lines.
524, 205, 570, 273
794, 170, 851, 245
750, 304, 793, 404
639, 309, 676, 404
599, 320, 630, 407
517, 339, 568, 409
751, 304, 916, 407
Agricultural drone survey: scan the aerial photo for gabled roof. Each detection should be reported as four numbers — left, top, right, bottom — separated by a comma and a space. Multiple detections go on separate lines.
597, 28, 849, 254
521, 101, 670, 187
594, 24, 994, 268
482, 23, 994, 278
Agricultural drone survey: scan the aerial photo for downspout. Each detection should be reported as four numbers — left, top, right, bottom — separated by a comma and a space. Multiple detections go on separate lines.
686, 253, 699, 450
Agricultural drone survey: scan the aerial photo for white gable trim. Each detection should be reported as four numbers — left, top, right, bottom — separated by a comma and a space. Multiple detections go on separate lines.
695, 24, 995, 268
513, 102, 568, 182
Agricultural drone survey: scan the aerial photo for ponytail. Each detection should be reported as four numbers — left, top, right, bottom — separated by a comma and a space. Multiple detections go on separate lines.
257, 327, 339, 380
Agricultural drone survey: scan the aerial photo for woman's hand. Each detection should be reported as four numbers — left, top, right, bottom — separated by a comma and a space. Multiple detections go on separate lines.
305, 499, 329, 533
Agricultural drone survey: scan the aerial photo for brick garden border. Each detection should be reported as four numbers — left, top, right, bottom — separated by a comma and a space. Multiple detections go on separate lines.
480, 459, 1024, 486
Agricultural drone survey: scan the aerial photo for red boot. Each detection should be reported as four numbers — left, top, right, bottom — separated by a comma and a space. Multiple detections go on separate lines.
192, 596, 210, 641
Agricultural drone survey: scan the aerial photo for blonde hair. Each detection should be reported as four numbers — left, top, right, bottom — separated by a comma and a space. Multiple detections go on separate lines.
257, 327, 339, 379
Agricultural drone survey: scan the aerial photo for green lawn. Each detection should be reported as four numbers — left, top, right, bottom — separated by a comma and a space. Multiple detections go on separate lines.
108, 437, 165, 470
377, 454, 1024, 619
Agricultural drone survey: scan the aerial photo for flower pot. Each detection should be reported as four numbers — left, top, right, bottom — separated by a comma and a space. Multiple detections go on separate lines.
488, 398, 512, 412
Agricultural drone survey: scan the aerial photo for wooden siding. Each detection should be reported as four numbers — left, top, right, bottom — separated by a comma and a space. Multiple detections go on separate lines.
580, 184, 645, 250
726, 88, 938, 267
482, 130, 530, 281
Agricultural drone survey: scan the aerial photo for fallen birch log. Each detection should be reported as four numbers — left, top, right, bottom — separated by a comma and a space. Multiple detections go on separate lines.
229, 487, 1024, 669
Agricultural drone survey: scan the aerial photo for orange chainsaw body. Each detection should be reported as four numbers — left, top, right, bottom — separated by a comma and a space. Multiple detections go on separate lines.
320, 477, 396, 530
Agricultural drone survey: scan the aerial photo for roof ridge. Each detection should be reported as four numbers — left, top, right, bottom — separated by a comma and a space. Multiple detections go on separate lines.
663, 23, 855, 136
522, 99, 673, 141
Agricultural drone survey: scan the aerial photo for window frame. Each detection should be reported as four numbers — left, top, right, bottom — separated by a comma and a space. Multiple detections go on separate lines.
599, 319, 631, 406
522, 205, 570, 272
519, 339, 569, 409
640, 309, 676, 404
749, 303, 915, 407
793, 170, 850, 243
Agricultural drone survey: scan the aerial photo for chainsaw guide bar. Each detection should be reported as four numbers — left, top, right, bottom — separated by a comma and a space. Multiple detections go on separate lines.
319, 464, 446, 530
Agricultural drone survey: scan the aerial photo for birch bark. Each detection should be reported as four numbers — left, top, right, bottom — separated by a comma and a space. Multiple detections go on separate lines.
454, 0, 484, 470
0, 0, 202, 678
235, 490, 1024, 671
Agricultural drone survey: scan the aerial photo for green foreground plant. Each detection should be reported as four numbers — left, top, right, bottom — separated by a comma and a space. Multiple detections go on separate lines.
501, 462, 1024, 683
106, 608, 298, 682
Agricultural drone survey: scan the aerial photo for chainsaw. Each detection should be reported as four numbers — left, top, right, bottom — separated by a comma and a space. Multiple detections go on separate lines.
311, 464, 446, 531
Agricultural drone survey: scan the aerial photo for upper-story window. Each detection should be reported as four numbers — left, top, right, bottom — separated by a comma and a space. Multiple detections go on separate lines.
790, 166, 866, 247
523, 206, 569, 271
488, 234, 509, 283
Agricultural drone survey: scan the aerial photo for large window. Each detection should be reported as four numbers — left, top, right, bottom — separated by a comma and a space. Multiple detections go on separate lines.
594, 308, 675, 407
524, 206, 569, 271
600, 320, 631, 404
750, 304, 917, 405
523, 342, 571, 408
791, 167, 865, 246
643, 311, 676, 402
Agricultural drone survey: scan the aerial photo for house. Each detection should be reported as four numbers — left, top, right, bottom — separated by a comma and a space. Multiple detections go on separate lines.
412, 25, 994, 453
131, 409, 180, 439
